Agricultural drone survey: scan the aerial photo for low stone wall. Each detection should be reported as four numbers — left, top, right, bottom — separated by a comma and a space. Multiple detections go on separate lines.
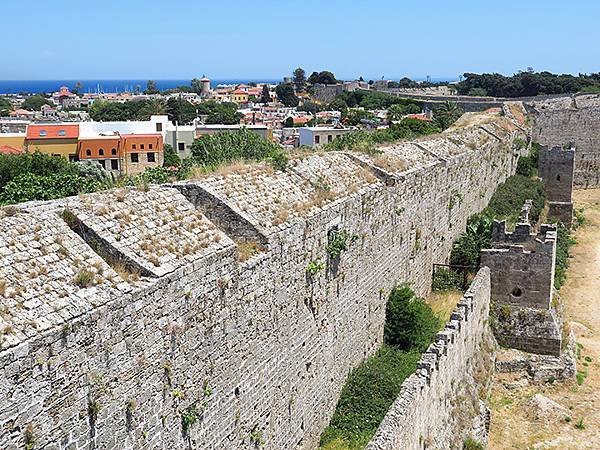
492, 305, 562, 356
366, 268, 495, 450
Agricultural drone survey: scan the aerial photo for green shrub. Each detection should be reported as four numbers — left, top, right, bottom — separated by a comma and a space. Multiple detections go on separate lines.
190, 128, 282, 167
324, 118, 440, 154
163, 143, 181, 167
0, 172, 101, 206
449, 214, 492, 268
463, 436, 484, 450
554, 223, 576, 290
515, 142, 539, 177
319, 345, 421, 450
485, 174, 545, 223
432, 267, 464, 292
384, 284, 441, 352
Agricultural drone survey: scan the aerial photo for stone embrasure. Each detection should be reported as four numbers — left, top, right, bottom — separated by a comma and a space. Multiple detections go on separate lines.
65, 186, 233, 276
0, 207, 130, 348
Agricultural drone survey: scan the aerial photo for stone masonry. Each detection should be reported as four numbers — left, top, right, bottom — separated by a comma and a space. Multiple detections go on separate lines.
538, 144, 575, 227
481, 211, 562, 356
0, 112, 524, 449
530, 94, 600, 187
366, 268, 495, 450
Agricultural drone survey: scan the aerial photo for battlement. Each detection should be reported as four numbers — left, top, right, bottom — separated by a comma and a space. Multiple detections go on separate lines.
367, 268, 493, 449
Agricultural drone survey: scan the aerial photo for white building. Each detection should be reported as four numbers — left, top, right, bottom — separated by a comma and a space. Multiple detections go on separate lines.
298, 127, 355, 148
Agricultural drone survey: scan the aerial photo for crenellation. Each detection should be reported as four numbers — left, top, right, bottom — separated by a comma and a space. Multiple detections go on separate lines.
367, 268, 495, 450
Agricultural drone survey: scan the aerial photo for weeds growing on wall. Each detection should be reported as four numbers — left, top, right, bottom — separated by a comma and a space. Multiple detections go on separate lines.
319, 285, 440, 450
515, 142, 540, 177
448, 175, 545, 269
432, 267, 466, 292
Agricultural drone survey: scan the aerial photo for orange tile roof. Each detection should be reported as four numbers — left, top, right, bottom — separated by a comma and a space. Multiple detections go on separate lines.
0, 145, 24, 155
406, 114, 432, 122
26, 124, 79, 139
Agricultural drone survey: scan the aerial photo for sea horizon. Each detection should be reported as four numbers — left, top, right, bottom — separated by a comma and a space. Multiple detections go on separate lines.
0, 77, 458, 95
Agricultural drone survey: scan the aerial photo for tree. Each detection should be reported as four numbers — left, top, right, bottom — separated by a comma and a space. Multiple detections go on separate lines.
387, 104, 406, 122
165, 97, 197, 124
145, 80, 159, 95
433, 101, 463, 130
135, 99, 166, 120
191, 78, 203, 94
260, 84, 271, 103
22, 95, 51, 111
0, 97, 11, 116
329, 98, 348, 113
293, 67, 306, 91
343, 109, 377, 126
196, 101, 243, 124
275, 83, 299, 107
307, 71, 337, 85
162, 143, 181, 167
284, 117, 294, 128
307, 71, 320, 85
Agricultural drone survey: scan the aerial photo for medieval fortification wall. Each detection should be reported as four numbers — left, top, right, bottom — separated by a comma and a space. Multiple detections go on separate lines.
530, 94, 600, 187
366, 268, 494, 450
0, 112, 524, 449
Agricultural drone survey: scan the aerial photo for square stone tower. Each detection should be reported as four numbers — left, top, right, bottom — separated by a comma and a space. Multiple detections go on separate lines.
481, 211, 562, 356
538, 145, 575, 227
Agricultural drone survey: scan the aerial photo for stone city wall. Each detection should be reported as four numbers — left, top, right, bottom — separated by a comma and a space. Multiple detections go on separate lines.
0, 114, 524, 449
530, 94, 600, 187
366, 268, 495, 450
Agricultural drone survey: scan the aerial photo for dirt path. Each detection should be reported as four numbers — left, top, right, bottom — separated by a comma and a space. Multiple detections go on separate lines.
488, 188, 600, 449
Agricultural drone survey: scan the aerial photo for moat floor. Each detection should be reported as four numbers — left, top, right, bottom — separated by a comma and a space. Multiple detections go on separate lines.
489, 188, 600, 450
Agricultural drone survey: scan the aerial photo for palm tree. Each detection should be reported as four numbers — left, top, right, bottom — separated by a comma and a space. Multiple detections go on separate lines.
434, 101, 462, 130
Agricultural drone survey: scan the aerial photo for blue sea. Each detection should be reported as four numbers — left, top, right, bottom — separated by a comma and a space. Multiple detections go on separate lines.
0, 79, 281, 95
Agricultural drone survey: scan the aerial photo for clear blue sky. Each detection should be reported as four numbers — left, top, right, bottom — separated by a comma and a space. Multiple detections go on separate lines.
2, 0, 600, 80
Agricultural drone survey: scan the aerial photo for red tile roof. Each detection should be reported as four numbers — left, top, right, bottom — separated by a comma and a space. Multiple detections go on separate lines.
406, 114, 432, 122
0, 145, 24, 155
26, 124, 79, 139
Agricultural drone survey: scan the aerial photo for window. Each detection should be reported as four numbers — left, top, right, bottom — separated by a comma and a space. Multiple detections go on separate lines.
156, 123, 163, 132
140, 144, 145, 150
149, 143, 153, 149
328, 135, 333, 143
147, 152, 156, 162
132, 144, 136, 149
131, 153, 139, 163
58, 130, 66, 136
86, 149, 91, 156
111, 159, 119, 170
111, 148, 117, 156
99, 148, 104, 156
39, 130, 47, 137
315, 135, 320, 144
178, 142, 185, 151
98, 160, 106, 169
